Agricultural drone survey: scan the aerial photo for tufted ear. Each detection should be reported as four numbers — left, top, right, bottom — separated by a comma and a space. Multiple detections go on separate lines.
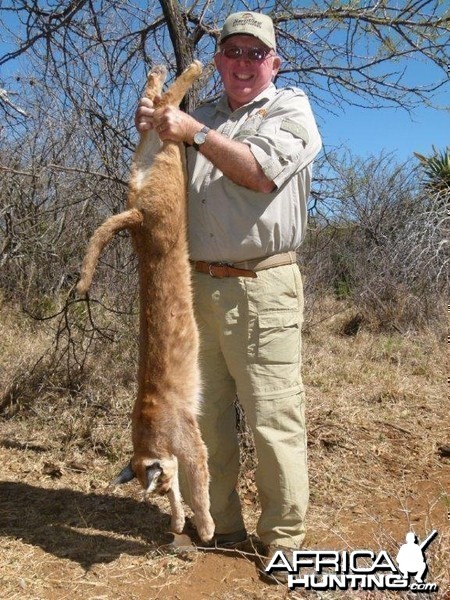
111, 462, 135, 486
145, 463, 163, 493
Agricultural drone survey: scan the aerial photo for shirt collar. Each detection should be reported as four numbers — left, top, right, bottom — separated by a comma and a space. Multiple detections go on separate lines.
216, 83, 277, 115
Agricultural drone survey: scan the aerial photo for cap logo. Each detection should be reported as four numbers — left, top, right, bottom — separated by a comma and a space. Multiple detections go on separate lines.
232, 14, 263, 29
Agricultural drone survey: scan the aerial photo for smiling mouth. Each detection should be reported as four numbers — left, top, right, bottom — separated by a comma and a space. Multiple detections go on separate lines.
234, 73, 253, 81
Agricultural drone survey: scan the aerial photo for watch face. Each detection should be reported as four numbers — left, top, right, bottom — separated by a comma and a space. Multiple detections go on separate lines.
194, 131, 206, 145
194, 127, 209, 146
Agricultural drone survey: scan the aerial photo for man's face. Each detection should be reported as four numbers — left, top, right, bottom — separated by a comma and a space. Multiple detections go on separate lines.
214, 35, 281, 111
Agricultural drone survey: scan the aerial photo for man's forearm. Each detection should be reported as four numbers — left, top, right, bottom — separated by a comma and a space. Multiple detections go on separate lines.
146, 104, 275, 193
194, 128, 275, 193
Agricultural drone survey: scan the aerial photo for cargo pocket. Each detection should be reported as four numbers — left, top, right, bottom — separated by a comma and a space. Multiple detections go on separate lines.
256, 310, 300, 365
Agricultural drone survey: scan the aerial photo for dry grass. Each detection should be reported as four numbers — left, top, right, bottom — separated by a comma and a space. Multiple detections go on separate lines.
0, 295, 448, 599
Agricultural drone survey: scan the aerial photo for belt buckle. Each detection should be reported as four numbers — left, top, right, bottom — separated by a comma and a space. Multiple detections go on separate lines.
208, 262, 231, 278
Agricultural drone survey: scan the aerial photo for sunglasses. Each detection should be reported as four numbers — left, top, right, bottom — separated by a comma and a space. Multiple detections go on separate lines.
220, 46, 272, 62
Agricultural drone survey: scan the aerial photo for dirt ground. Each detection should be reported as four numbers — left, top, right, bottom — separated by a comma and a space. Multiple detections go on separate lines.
1, 319, 449, 599
0, 453, 447, 600
0, 433, 448, 600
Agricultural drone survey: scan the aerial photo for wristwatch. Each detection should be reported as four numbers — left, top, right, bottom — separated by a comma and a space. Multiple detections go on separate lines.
193, 126, 210, 151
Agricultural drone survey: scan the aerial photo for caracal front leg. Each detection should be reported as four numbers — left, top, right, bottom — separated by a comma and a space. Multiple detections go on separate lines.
158, 61, 202, 108
167, 457, 185, 534
178, 435, 214, 543
143, 65, 167, 102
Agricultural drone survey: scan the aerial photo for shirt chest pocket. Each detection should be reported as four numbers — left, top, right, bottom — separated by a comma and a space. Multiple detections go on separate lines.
233, 111, 267, 141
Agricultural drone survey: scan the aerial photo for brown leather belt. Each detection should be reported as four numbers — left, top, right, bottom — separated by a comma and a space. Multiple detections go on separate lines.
191, 251, 297, 278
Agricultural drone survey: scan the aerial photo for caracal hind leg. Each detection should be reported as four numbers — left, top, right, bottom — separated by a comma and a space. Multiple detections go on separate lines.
143, 65, 167, 102
158, 61, 202, 108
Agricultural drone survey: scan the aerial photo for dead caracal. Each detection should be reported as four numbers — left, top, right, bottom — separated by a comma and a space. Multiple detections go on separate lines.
77, 61, 214, 543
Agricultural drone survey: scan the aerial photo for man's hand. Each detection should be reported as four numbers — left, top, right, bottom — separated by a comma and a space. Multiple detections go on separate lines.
135, 96, 161, 132
153, 106, 202, 145
135, 98, 202, 145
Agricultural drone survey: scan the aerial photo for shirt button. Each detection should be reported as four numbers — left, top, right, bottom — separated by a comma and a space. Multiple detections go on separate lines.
209, 233, 214, 238
201, 199, 206, 204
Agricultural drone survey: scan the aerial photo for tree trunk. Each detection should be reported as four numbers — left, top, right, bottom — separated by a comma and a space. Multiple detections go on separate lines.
159, 0, 197, 113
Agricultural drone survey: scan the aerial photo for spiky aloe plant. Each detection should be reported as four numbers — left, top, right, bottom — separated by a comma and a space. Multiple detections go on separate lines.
414, 146, 450, 192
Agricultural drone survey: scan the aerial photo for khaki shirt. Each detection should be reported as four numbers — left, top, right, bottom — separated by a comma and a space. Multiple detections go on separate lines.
187, 83, 322, 263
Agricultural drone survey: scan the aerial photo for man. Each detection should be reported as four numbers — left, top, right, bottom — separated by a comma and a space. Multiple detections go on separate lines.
136, 11, 322, 571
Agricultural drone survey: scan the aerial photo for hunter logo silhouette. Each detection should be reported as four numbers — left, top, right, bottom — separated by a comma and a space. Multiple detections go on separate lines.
396, 530, 438, 583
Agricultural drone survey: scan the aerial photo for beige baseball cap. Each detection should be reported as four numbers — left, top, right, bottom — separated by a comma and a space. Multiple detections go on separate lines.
219, 12, 276, 50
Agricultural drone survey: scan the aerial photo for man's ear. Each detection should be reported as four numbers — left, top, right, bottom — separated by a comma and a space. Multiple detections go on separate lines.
272, 55, 281, 77
214, 51, 224, 75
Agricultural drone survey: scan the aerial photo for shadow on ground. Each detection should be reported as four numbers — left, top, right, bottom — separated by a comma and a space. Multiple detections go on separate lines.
0, 480, 171, 570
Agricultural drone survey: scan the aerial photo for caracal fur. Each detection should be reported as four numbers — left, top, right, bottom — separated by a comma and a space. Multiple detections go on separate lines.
77, 61, 214, 543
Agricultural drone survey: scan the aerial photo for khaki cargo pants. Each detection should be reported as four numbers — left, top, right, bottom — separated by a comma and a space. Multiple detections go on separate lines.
184, 263, 308, 549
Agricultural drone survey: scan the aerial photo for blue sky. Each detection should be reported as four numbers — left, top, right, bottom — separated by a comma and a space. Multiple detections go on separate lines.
321, 68, 449, 163
312, 49, 449, 163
